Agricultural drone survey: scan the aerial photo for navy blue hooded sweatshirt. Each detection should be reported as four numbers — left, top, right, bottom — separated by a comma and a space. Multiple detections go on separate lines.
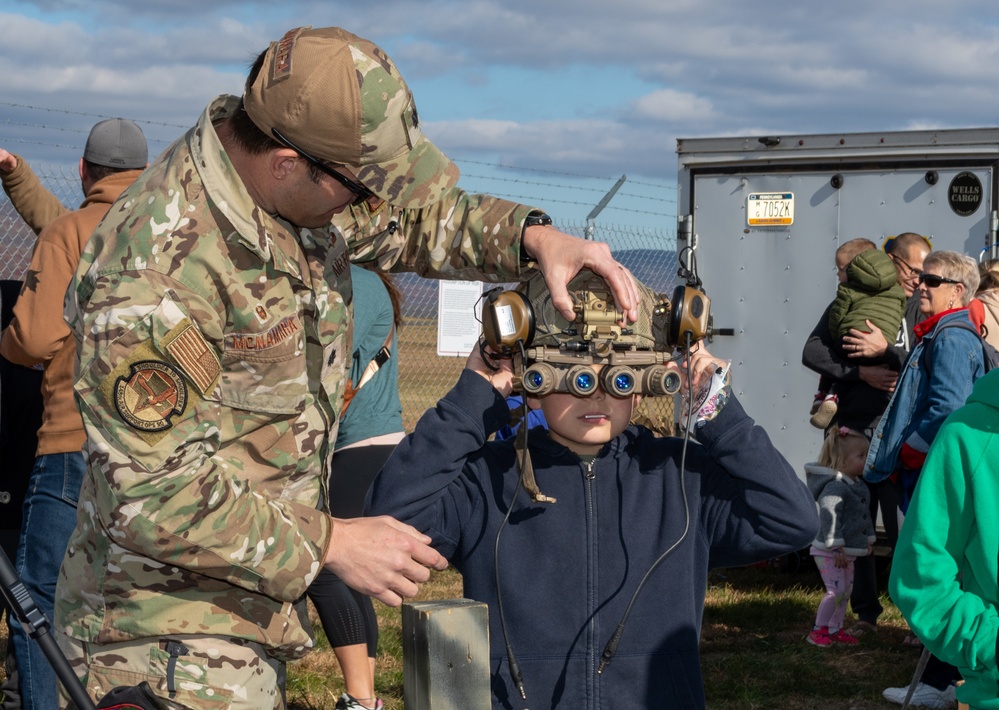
366, 370, 817, 710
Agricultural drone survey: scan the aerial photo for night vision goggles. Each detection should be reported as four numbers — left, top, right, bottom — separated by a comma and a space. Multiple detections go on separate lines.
482, 269, 710, 398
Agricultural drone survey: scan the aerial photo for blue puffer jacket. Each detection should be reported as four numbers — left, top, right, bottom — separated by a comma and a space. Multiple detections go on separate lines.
865, 308, 985, 483
367, 370, 817, 710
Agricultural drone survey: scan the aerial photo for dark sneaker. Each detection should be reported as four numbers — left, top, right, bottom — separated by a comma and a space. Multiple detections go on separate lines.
335, 694, 384, 710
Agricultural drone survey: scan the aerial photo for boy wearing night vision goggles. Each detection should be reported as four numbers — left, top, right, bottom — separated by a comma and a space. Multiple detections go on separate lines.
366, 270, 816, 710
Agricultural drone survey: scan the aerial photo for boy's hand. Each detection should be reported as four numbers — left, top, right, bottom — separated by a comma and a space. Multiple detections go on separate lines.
467, 343, 515, 397
678, 346, 729, 393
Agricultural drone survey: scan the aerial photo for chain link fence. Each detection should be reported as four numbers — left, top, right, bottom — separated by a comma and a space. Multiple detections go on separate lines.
1, 166, 677, 433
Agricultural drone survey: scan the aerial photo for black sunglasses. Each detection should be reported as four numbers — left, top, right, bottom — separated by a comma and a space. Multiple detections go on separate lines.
918, 273, 961, 288
271, 128, 377, 207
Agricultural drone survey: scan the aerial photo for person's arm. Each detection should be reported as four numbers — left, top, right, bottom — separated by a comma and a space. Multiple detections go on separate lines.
689, 376, 818, 567
0, 149, 69, 235
67, 265, 334, 603
365, 347, 514, 560
844, 292, 918, 369
340, 190, 638, 323
0, 219, 75, 366
906, 327, 982, 455
890, 410, 998, 674
814, 484, 847, 550
802, 303, 862, 381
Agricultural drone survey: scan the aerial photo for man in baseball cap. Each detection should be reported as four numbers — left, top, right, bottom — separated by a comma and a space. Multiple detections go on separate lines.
244, 26, 457, 209
55, 25, 638, 708
0, 117, 146, 710
83, 117, 148, 170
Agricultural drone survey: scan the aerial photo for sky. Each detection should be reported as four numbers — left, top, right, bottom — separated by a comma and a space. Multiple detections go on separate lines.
3, 0, 999, 233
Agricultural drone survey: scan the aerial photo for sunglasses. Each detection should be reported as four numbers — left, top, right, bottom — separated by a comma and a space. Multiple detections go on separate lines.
891, 253, 922, 279
917, 273, 961, 288
271, 128, 378, 207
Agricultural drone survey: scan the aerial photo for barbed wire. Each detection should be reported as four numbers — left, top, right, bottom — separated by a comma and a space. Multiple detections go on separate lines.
0, 102, 188, 129
455, 157, 673, 186
1, 102, 677, 216
460, 171, 675, 206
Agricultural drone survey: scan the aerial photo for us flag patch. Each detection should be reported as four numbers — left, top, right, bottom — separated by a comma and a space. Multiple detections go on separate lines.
165, 324, 221, 395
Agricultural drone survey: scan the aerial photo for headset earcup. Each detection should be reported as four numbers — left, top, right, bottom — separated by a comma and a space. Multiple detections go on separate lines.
483, 290, 535, 353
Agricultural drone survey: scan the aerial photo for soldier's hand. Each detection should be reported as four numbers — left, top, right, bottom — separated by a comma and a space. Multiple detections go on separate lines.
522, 224, 638, 324
0, 149, 17, 175
324, 516, 448, 607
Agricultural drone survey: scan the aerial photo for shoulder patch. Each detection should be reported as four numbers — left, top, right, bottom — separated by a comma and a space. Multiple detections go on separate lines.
114, 361, 187, 431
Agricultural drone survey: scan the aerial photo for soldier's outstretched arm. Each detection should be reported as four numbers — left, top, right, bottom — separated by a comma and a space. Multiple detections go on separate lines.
323, 516, 448, 607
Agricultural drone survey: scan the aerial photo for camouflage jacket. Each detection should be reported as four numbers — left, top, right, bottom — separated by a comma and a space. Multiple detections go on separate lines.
56, 95, 537, 660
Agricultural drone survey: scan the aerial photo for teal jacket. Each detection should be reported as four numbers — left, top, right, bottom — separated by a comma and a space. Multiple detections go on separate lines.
890, 369, 999, 710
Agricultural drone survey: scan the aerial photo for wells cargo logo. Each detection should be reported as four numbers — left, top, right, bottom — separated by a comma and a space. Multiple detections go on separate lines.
114, 361, 187, 431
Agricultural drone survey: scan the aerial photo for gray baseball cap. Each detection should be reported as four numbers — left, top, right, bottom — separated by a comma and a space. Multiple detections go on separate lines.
83, 118, 148, 169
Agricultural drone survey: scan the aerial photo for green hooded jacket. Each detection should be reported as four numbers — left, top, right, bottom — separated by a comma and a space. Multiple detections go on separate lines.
827, 249, 907, 340
890, 368, 999, 710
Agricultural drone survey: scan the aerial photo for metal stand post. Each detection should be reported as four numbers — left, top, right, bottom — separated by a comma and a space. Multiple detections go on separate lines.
0, 545, 97, 710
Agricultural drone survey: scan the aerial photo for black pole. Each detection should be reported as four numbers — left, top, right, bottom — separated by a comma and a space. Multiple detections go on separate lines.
0, 545, 97, 710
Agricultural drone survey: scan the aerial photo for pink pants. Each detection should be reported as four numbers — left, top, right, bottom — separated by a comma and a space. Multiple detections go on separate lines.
811, 547, 856, 632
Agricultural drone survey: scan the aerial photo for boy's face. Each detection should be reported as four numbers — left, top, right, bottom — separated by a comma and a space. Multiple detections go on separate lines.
835, 253, 851, 284
527, 364, 637, 456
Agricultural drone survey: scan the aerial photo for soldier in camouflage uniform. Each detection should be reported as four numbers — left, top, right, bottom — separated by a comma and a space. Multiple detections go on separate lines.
54, 26, 638, 709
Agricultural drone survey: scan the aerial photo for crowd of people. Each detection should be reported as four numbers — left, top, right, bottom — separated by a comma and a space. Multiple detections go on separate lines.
0, 21, 996, 710
802, 237, 999, 709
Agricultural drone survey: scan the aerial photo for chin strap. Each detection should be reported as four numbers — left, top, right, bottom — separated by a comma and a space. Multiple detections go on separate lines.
514, 418, 556, 504
512, 347, 556, 504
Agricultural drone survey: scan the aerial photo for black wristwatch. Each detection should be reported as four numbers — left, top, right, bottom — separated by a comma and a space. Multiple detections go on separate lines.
524, 213, 552, 229
521, 213, 552, 264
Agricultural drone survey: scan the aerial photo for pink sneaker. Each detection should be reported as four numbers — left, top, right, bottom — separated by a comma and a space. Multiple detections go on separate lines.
806, 627, 831, 647
829, 629, 859, 645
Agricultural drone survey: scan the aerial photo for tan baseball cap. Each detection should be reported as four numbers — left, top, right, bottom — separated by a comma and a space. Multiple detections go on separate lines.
244, 26, 459, 208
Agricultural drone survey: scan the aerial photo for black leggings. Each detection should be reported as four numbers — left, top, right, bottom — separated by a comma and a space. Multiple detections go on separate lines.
307, 444, 397, 654
309, 567, 379, 654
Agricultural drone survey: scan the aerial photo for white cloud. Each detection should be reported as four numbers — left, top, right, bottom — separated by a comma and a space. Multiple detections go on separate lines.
631, 89, 716, 123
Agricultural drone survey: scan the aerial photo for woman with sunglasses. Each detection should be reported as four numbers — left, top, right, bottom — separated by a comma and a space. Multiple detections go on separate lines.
865, 250, 984, 708
865, 251, 984, 500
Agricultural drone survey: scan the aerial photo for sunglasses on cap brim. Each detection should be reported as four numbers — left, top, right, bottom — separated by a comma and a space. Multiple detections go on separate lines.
271, 128, 379, 208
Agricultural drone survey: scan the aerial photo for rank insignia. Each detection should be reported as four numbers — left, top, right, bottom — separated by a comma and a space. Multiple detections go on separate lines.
114, 361, 187, 432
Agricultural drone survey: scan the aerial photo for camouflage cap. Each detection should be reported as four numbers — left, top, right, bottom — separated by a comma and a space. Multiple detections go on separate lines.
244, 26, 459, 208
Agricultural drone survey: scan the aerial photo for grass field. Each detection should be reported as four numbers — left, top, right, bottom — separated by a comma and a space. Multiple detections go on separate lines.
281, 560, 922, 710
0, 553, 920, 709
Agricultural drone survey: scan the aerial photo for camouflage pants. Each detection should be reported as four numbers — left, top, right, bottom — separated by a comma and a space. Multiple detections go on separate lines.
58, 633, 287, 709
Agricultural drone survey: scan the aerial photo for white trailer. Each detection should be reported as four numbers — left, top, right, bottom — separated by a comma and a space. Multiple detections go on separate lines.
677, 128, 999, 474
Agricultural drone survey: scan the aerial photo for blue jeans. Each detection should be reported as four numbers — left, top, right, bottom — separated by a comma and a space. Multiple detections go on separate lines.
8, 451, 85, 710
